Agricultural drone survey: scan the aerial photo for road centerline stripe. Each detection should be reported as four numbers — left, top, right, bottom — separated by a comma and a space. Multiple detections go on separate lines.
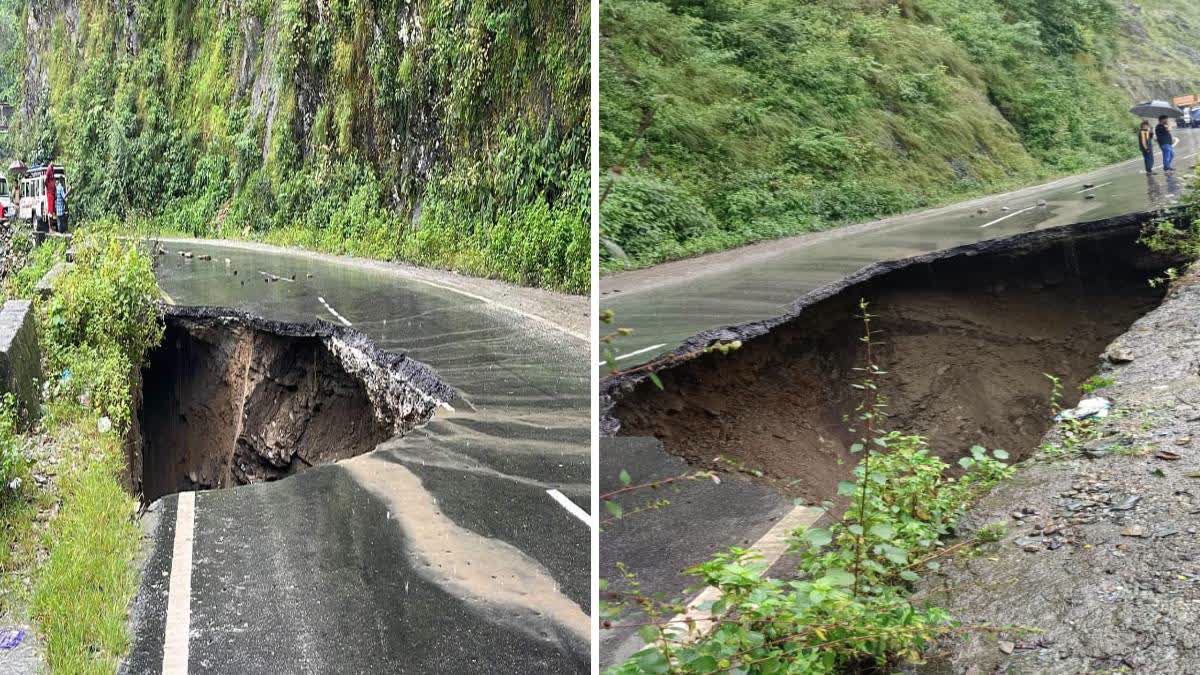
547, 489, 593, 527
1073, 181, 1113, 194
317, 296, 353, 327
979, 205, 1037, 229
162, 491, 196, 675
596, 342, 667, 367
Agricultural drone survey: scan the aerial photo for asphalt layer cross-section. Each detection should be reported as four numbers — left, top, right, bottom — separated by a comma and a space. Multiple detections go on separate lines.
122, 241, 590, 674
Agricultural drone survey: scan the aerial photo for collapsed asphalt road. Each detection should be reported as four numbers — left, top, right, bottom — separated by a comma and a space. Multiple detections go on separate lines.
600, 130, 1200, 367
122, 241, 590, 674
599, 211, 1185, 667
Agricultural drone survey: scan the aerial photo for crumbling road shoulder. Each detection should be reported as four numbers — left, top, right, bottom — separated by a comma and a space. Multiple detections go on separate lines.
914, 266, 1200, 674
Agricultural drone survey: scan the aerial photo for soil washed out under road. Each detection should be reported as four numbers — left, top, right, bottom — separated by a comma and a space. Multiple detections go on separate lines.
133, 306, 454, 502
606, 213, 1183, 506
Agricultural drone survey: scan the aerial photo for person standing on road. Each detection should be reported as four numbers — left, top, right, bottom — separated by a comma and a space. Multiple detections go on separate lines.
1139, 120, 1155, 174
43, 162, 56, 234
1156, 115, 1175, 172
55, 180, 68, 233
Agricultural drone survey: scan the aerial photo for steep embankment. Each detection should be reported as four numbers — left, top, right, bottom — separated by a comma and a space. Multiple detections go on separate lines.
599, 0, 1199, 271
1114, 0, 1200, 98
2, 0, 588, 292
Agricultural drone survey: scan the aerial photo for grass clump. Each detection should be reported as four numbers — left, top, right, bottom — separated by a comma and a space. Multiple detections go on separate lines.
2, 232, 63, 300
30, 406, 139, 673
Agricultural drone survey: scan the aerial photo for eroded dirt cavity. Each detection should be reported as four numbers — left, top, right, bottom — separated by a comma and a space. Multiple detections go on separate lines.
134, 308, 453, 503
609, 217, 1181, 504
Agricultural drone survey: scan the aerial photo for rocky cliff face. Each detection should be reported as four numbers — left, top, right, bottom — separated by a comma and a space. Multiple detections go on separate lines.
4, 0, 589, 292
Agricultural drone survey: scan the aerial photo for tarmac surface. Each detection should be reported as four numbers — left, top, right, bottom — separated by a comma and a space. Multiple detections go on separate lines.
123, 241, 590, 674
600, 131, 1200, 367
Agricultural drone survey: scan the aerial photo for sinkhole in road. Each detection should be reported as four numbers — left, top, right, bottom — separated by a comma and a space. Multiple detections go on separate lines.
132, 308, 453, 503
609, 216, 1183, 505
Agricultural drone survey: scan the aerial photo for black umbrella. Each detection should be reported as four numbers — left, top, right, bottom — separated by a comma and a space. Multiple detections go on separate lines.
1131, 100, 1184, 119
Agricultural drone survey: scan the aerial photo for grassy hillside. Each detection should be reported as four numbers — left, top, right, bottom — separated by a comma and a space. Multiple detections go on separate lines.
1, 0, 588, 293
600, 0, 1159, 270
1113, 0, 1200, 99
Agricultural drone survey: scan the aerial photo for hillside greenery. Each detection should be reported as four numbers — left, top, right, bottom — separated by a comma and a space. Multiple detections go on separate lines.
1111, 0, 1200, 99
600, 0, 1148, 270
2, 0, 588, 293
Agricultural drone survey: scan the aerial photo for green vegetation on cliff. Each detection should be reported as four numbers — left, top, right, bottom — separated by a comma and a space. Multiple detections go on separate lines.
1112, 0, 1200, 99
600, 0, 1157, 270
5, 0, 588, 293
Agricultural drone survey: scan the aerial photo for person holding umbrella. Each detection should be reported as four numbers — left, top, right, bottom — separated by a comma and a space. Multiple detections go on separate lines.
1139, 120, 1155, 174
1156, 115, 1176, 172
1130, 101, 1183, 171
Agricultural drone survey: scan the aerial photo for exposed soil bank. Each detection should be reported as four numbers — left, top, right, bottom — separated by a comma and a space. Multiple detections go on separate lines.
605, 214, 1181, 503
910, 264, 1200, 674
133, 307, 454, 502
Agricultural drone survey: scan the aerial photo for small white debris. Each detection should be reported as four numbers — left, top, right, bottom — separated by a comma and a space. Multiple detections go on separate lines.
8, 477, 21, 491
97, 416, 113, 434
1055, 397, 1111, 422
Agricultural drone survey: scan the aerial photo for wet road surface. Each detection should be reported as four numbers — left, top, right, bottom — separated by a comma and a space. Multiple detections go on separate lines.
600, 131, 1198, 366
124, 242, 590, 673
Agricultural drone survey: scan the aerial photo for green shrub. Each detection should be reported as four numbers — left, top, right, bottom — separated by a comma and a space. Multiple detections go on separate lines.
0, 394, 23, 501
50, 345, 135, 433
42, 226, 163, 372
3, 235, 64, 300
600, 173, 719, 264
37, 226, 162, 432
611, 435, 1013, 674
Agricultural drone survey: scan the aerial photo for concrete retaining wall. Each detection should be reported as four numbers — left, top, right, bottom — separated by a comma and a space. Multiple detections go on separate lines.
0, 300, 41, 420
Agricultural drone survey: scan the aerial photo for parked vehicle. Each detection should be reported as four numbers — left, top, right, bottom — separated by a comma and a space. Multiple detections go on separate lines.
18, 164, 67, 232
0, 175, 12, 222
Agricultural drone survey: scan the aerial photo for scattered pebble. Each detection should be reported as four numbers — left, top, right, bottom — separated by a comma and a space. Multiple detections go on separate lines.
1122, 525, 1148, 538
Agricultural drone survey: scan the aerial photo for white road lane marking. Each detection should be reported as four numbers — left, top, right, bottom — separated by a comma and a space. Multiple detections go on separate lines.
663, 506, 823, 640
318, 296, 353, 327
547, 489, 593, 527
979, 205, 1037, 229
1073, 181, 1113, 194
596, 342, 667, 368
162, 491, 196, 675
608, 504, 824, 664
